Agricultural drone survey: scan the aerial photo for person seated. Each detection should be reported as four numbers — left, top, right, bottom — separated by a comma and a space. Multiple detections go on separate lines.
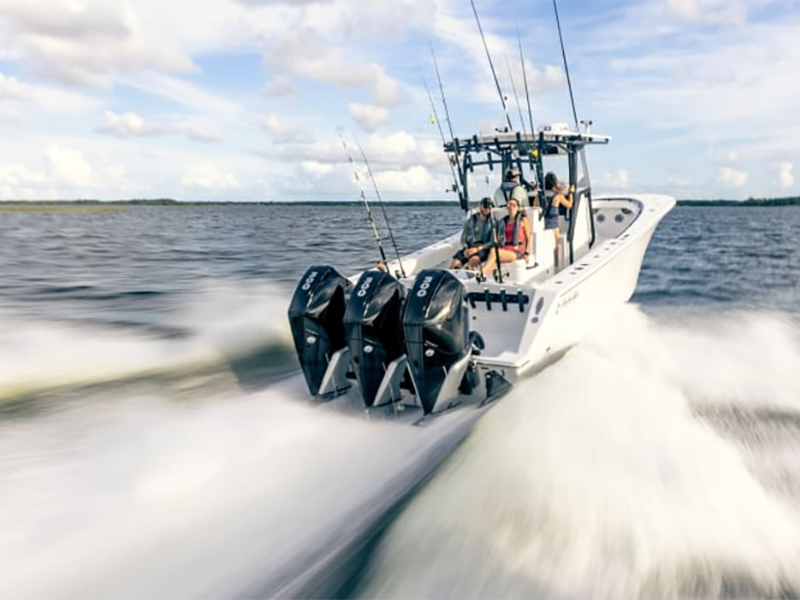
493, 165, 528, 208
543, 171, 574, 240
450, 197, 495, 270
480, 197, 531, 278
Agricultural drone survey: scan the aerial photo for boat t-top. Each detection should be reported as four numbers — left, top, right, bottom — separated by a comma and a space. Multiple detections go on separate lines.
287, 122, 675, 419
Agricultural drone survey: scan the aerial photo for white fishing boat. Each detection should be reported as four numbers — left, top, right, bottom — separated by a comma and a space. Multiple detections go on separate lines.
287, 123, 675, 419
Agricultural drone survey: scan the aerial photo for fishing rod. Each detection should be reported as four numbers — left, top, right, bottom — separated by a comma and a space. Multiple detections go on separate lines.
504, 55, 527, 136
553, 0, 579, 132
352, 132, 407, 278
338, 132, 389, 270
419, 65, 463, 202
430, 44, 458, 146
430, 44, 469, 212
517, 24, 536, 138
517, 24, 543, 209
469, 0, 513, 131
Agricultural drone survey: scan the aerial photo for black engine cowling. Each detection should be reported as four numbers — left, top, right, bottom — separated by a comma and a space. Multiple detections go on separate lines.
402, 269, 470, 414
288, 266, 351, 395
343, 270, 406, 407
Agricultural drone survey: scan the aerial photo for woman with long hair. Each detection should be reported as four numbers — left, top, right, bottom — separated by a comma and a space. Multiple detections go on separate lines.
544, 171, 574, 240
480, 197, 531, 278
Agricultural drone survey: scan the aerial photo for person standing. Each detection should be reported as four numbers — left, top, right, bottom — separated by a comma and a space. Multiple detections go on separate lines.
493, 165, 527, 208
543, 171, 574, 240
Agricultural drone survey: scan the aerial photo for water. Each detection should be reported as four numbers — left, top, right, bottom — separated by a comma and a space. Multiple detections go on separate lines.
0, 204, 799, 598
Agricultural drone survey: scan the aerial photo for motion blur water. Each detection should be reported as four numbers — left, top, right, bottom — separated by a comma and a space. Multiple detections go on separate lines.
358, 307, 800, 598
0, 204, 799, 598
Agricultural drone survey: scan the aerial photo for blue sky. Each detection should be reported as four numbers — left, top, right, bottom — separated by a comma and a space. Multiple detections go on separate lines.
0, 0, 797, 201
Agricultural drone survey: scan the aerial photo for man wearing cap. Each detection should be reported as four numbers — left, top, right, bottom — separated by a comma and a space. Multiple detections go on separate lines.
494, 164, 528, 208
450, 197, 495, 269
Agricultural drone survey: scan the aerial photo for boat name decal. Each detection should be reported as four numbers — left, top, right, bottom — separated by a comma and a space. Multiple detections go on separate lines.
301, 270, 318, 291
357, 276, 375, 297
416, 275, 434, 298
557, 290, 579, 310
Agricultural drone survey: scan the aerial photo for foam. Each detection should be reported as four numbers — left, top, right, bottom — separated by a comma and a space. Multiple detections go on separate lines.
361, 306, 800, 598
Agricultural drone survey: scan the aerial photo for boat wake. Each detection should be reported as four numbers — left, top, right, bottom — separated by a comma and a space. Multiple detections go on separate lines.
0, 374, 478, 598
358, 305, 800, 599
0, 281, 296, 409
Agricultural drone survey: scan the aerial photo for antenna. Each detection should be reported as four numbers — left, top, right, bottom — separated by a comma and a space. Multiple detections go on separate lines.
352, 133, 407, 278
339, 132, 389, 270
504, 55, 527, 136
469, 0, 513, 131
553, 0, 579, 131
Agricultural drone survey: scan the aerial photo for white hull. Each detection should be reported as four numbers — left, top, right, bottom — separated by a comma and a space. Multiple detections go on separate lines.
381, 194, 674, 392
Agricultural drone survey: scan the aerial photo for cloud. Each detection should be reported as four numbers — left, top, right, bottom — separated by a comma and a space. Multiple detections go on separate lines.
236, 0, 333, 5
604, 169, 630, 189
96, 110, 152, 136
373, 165, 440, 195
263, 75, 298, 99
181, 165, 240, 190
184, 126, 222, 143
348, 103, 389, 133
718, 166, 748, 187
261, 114, 309, 143
95, 110, 221, 143
46, 143, 94, 187
665, 0, 750, 26
0, 0, 196, 87
0, 163, 47, 186
301, 161, 334, 178
262, 39, 403, 108
120, 72, 242, 122
0, 71, 28, 100
776, 162, 794, 190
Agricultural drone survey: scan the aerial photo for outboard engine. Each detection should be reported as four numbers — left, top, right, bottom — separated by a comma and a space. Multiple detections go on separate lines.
343, 270, 406, 407
288, 266, 351, 396
403, 269, 471, 414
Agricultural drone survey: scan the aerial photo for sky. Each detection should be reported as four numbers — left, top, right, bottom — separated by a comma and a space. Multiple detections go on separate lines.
0, 0, 798, 202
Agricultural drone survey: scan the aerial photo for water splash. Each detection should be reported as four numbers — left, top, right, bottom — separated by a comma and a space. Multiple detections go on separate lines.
360, 306, 800, 598
0, 280, 294, 406
0, 379, 464, 598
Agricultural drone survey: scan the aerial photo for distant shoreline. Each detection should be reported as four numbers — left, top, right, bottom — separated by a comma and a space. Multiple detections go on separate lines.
1, 197, 799, 208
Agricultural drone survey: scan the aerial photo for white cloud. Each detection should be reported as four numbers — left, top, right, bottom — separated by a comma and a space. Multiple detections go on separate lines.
373, 165, 440, 194
602, 169, 630, 189
301, 161, 334, 178
777, 162, 794, 190
0, 0, 197, 87
718, 166, 748, 187
44, 143, 132, 192
0, 163, 47, 186
665, 0, 750, 26
263, 75, 298, 99
46, 143, 94, 187
263, 40, 403, 108
184, 126, 222, 144
97, 110, 151, 136
120, 72, 242, 122
181, 165, 241, 190
0, 71, 28, 100
261, 114, 309, 143
348, 103, 389, 133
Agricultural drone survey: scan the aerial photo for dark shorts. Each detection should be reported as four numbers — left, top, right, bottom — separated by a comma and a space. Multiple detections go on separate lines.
453, 247, 491, 264
545, 215, 559, 230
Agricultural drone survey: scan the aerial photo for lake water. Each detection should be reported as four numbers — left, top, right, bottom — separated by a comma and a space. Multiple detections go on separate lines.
1, 205, 799, 598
